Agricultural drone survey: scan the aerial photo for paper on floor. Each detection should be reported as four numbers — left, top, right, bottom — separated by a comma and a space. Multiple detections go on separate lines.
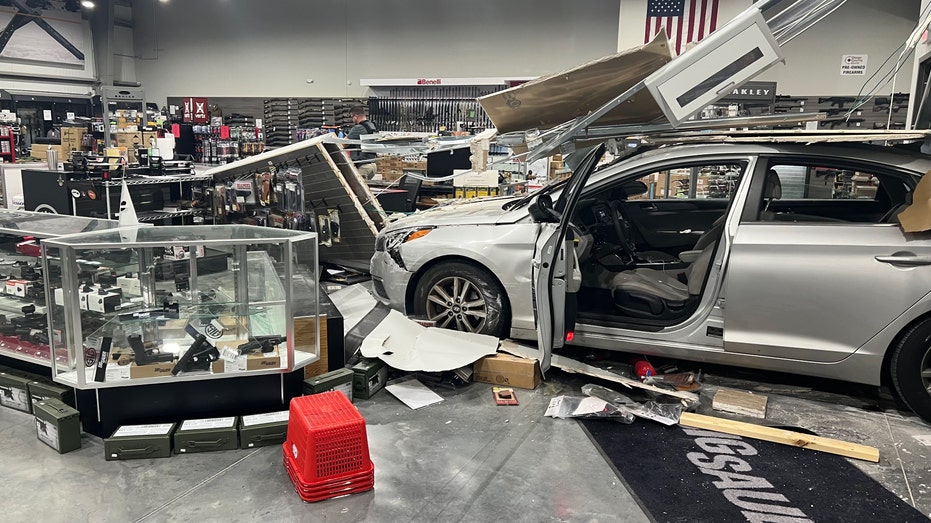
385, 378, 444, 410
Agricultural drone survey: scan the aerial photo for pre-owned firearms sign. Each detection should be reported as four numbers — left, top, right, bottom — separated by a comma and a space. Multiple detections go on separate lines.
841, 54, 867, 75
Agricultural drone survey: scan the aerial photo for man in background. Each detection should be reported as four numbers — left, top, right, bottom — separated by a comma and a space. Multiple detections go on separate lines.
347, 105, 378, 180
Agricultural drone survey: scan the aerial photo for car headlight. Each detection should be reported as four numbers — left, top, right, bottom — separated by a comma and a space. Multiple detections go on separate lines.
377, 227, 435, 269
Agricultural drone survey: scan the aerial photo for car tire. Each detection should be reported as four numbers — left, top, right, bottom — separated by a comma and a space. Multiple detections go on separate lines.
413, 261, 509, 338
890, 318, 931, 422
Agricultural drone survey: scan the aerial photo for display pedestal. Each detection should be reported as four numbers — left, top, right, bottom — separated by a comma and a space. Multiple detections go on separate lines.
76, 368, 306, 438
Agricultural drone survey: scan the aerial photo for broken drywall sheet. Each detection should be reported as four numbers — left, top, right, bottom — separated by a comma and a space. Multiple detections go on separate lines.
360, 309, 499, 372
328, 284, 379, 332
898, 169, 931, 233
498, 339, 699, 405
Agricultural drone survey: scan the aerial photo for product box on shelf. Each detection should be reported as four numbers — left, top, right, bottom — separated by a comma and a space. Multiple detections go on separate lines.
0, 371, 32, 413
34, 398, 82, 454
173, 416, 239, 453
104, 423, 177, 460
211, 340, 280, 373
129, 362, 176, 379
239, 411, 289, 449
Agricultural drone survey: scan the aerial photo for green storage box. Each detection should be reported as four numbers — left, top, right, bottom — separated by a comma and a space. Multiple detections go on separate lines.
104, 423, 176, 460
28, 380, 75, 408
0, 371, 32, 413
351, 358, 387, 400
239, 411, 289, 449
174, 416, 239, 454
303, 367, 353, 400
34, 398, 81, 454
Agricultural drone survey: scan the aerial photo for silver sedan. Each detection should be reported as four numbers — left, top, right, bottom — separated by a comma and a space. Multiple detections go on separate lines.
371, 140, 931, 422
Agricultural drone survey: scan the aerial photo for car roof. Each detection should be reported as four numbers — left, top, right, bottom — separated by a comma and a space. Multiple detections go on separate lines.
602, 139, 931, 179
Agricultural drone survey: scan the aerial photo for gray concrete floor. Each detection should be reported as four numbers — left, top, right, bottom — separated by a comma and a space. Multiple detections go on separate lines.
1, 361, 930, 522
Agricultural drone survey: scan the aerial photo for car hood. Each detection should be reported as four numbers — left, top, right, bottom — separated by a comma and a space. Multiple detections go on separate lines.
387, 196, 525, 229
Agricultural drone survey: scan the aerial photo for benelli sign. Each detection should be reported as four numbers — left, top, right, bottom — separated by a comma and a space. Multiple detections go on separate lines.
417, 78, 442, 85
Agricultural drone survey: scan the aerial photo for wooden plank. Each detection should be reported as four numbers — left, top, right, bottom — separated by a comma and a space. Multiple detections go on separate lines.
678, 412, 880, 463
712, 388, 768, 419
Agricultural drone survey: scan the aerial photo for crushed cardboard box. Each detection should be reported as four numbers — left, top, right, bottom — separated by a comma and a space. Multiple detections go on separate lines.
473, 353, 541, 390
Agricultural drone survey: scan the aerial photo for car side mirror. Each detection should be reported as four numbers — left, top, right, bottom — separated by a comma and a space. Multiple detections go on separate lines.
529, 194, 560, 223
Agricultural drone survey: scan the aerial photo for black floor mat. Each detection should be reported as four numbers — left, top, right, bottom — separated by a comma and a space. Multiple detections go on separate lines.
579, 419, 928, 523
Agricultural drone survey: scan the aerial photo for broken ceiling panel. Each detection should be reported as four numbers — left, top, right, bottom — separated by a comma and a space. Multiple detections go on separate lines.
478, 31, 673, 134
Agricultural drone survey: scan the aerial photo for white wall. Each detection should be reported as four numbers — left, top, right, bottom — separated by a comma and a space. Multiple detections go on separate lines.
132, 0, 621, 104
619, 0, 919, 96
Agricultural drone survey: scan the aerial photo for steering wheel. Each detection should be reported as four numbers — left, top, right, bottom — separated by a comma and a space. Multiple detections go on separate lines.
609, 201, 638, 261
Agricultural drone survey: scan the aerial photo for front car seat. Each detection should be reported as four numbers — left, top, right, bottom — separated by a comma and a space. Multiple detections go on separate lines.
609, 242, 716, 319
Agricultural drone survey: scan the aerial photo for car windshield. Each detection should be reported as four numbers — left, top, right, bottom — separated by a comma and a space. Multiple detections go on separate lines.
501, 177, 570, 211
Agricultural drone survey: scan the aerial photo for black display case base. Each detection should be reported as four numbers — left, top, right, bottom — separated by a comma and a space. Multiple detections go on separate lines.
76, 369, 305, 438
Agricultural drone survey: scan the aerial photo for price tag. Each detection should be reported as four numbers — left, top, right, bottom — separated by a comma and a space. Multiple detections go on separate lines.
219, 346, 240, 363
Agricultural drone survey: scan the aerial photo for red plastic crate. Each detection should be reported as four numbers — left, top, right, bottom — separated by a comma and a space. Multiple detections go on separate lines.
282, 451, 374, 502
283, 391, 374, 501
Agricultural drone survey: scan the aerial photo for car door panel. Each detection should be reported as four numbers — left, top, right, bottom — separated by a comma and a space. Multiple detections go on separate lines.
533, 145, 604, 372
623, 200, 728, 249
724, 223, 931, 362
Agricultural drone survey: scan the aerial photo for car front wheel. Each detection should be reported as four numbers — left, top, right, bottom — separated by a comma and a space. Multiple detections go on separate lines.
890, 318, 931, 423
413, 261, 509, 338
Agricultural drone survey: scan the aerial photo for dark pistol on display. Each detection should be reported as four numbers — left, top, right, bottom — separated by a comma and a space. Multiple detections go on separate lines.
127, 334, 175, 365
171, 333, 219, 375
236, 335, 286, 355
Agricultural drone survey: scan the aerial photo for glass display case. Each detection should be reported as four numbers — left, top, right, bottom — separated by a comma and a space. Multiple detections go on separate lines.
0, 210, 120, 367
42, 225, 319, 389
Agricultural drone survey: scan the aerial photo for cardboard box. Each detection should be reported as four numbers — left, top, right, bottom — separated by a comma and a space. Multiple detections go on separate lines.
473, 353, 541, 390
130, 362, 176, 379
30, 144, 60, 161
211, 345, 280, 373
105, 423, 176, 460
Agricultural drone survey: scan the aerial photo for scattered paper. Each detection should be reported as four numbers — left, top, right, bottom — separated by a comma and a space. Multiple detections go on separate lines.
385, 378, 444, 410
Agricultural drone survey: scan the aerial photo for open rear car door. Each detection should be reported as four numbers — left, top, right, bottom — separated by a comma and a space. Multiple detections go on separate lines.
531, 144, 605, 371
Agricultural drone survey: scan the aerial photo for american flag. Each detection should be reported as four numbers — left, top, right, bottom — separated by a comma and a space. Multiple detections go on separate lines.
644, 0, 720, 56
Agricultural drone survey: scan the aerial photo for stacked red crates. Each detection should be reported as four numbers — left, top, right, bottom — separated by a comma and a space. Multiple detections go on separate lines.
282, 390, 374, 502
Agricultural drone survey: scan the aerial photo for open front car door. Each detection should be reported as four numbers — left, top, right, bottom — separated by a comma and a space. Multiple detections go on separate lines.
531, 144, 605, 371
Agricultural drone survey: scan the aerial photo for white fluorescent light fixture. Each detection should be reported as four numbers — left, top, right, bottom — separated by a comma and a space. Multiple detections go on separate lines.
81, 1, 95, 7
523, 0, 847, 162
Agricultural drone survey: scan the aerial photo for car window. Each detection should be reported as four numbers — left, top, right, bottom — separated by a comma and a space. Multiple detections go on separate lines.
628, 164, 743, 200
751, 162, 911, 223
